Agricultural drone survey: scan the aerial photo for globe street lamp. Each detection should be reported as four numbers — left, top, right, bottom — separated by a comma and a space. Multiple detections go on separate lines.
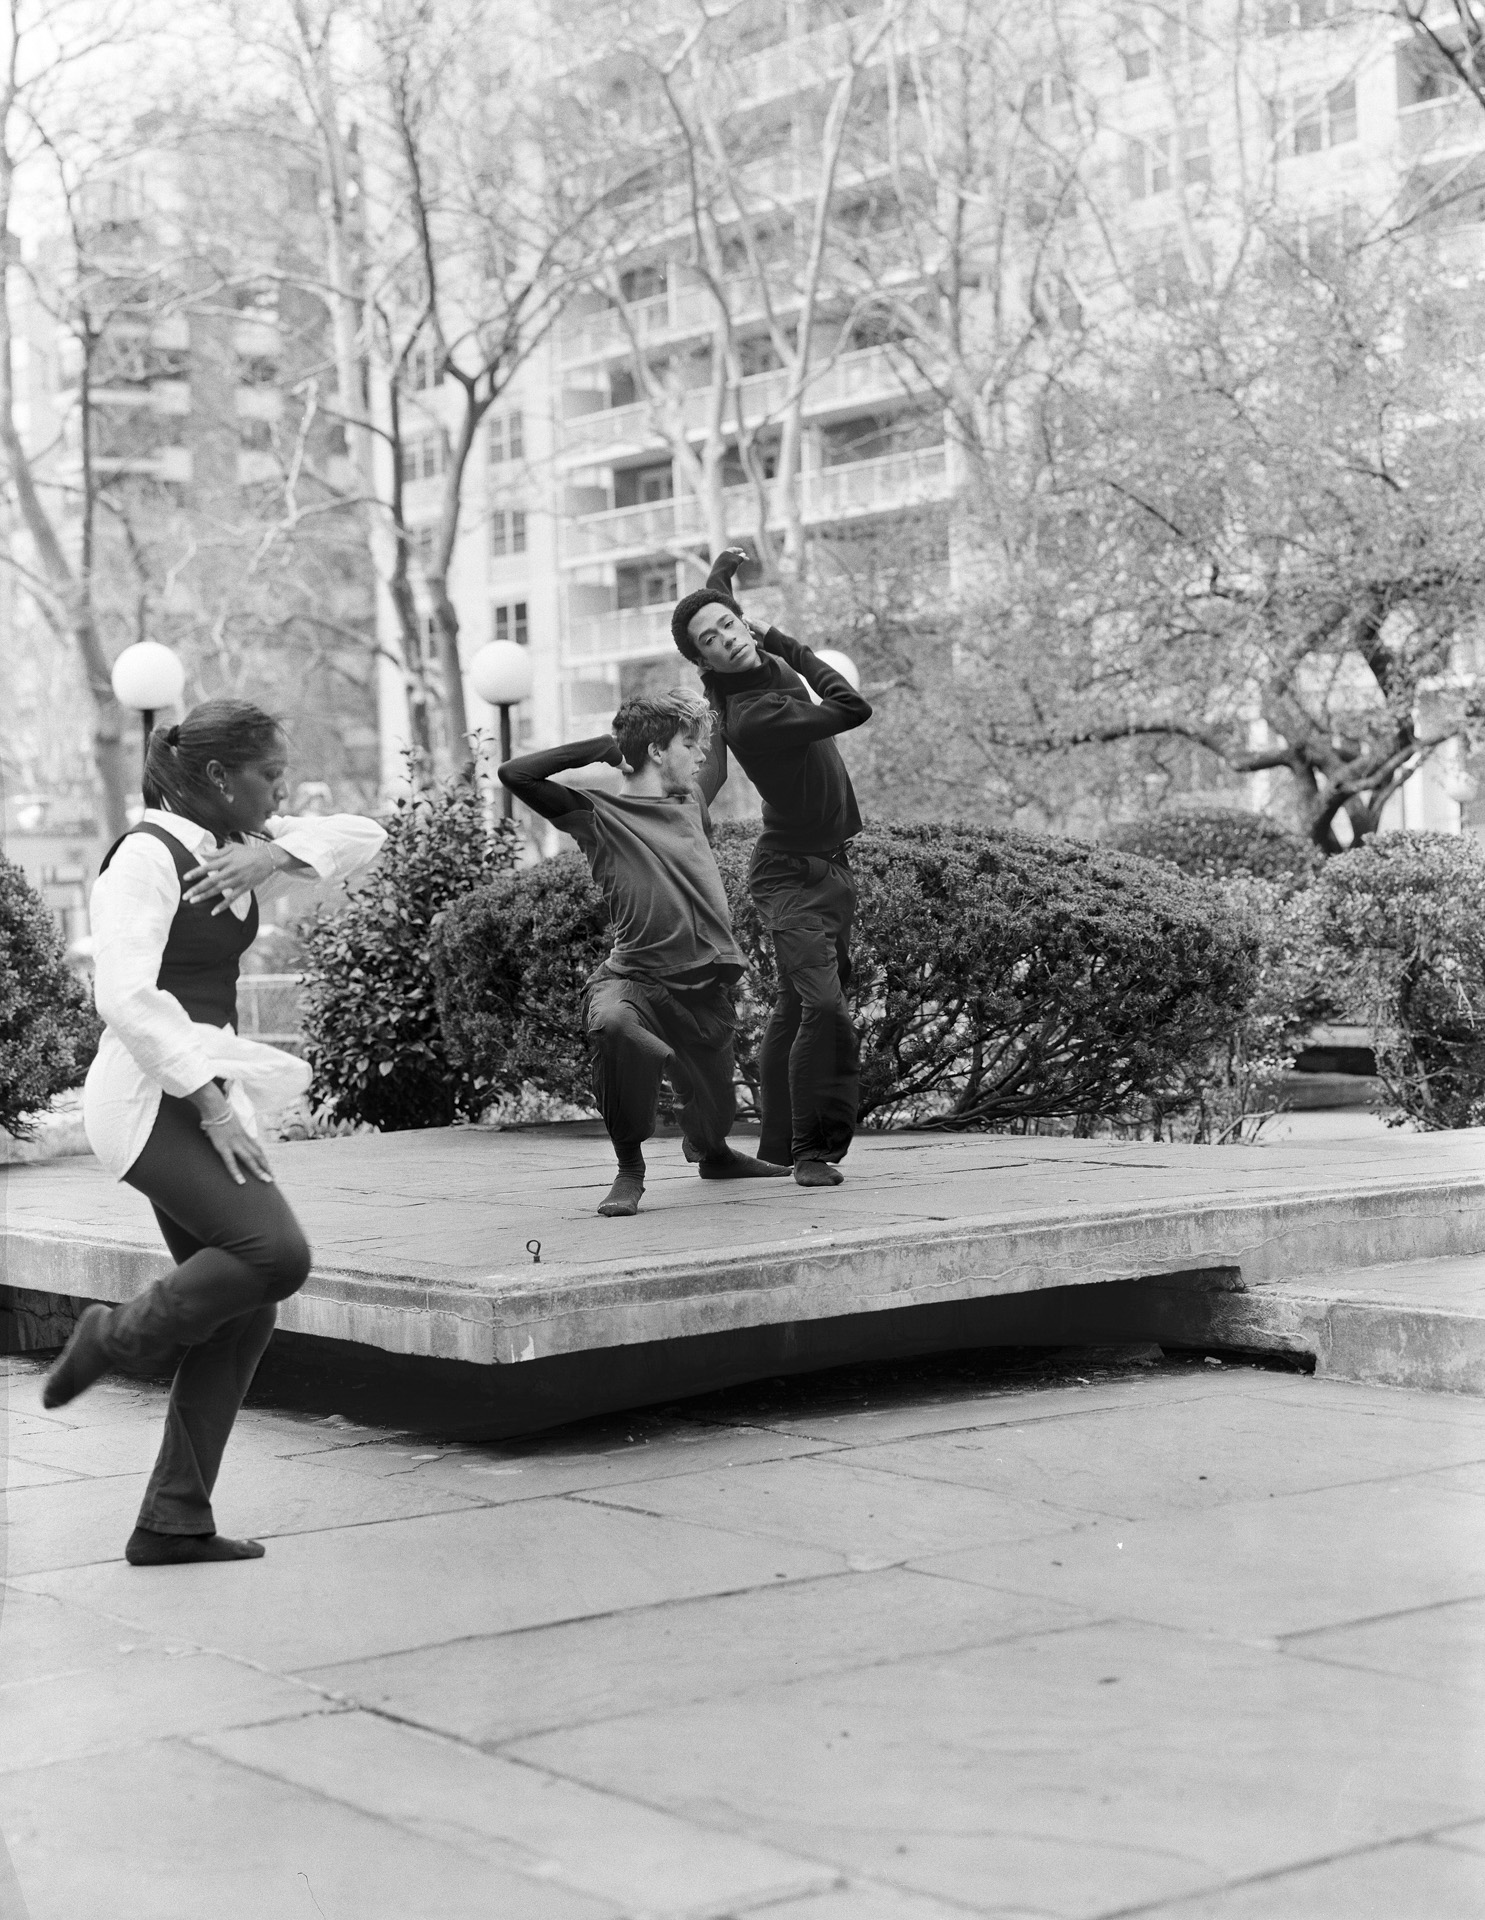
469, 641, 534, 818
110, 642, 187, 781
804, 648, 860, 707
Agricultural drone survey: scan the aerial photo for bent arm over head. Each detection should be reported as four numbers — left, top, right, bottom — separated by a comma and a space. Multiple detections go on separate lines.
498, 736, 623, 824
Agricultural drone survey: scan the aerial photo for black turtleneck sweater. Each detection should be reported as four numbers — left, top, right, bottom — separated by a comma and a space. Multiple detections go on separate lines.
701, 629, 872, 856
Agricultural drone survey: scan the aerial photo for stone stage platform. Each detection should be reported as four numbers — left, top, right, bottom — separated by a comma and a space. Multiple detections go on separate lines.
4, 1126, 1485, 1431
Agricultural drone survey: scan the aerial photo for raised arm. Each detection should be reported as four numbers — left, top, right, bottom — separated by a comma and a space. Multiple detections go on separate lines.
725, 627, 873, 747
498, 735, 622, 824
705, 545, 749, 597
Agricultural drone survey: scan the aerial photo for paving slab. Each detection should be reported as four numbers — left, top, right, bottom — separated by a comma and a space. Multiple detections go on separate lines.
202, 1709, 835, 1916
1279, 1593, 1485, 1693
4, 1349, 1483, 1917
831, 1381, 1485, 1523
300, 1566, 1098, 1747
0, 1735, 618, 1920
505, 1617, 1485, 1918
1144, 1838, 1485, 1918
912, 1475, 1485, 1640
13, 1495, 848, 1670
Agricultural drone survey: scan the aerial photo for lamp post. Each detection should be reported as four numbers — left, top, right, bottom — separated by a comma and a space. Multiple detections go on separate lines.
469, 641, 535, 818
804, 648, 860, 708
110, 642, 187, 781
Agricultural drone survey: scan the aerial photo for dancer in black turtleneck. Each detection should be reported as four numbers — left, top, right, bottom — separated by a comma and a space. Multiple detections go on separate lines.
670, 550, 872, 1187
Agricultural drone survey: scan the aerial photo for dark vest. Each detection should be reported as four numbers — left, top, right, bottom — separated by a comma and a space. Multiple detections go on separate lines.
100, 823, 258, 1030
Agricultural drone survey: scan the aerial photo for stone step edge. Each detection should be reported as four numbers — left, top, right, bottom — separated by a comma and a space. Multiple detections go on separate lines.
1186, 1284, 1485, 1396
7, 1169, 1485, 1367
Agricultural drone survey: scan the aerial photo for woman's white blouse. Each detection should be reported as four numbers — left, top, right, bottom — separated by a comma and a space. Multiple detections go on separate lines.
83, 808, 386, 1180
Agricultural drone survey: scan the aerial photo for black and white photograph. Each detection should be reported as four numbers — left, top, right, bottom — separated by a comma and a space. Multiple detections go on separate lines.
3, 0, 1484, 1912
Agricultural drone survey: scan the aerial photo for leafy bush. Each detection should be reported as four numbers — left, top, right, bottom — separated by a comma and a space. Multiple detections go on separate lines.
0, 856, 100, 1137
1106, 806, 1320, 888
1155, 876, 1340, 1142
1316, 831, 1485, 1129
435, 818, 1262, 1133
431, 849, 609, 1110
299, 780, 517, 1129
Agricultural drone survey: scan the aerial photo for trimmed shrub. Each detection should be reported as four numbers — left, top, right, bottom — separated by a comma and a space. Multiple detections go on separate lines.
435, 818, 1261, 1133
1155, 876, 1340, 1142
1316, 831, 1485, 1129
431, 848, 610, 1110
0, 856, 100, 1137
1106, 806, 1320, 888
299, 780, 517, 1130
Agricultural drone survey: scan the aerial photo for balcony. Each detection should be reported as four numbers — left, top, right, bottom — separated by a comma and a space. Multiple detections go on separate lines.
560, 275, 788, 365
560, 344, 926, 465
564, 604, 675, 665
561, 443, 947, 565
1398, 93, 1485, 161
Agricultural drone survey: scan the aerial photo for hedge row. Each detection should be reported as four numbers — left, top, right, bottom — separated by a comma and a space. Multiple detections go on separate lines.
0, 856, 99, 1138
431, 819, 1264, 1135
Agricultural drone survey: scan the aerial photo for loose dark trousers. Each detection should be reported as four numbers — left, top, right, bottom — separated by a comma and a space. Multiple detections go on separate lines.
114, 1094, 311, 1535
583, 965, 736, 1164
749, 846, 861, 1167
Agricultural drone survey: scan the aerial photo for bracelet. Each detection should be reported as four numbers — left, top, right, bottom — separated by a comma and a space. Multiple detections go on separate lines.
199, 1110, 236, 1130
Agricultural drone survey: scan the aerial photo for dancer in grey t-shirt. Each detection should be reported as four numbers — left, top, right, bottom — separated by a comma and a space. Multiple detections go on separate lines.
500, 689, 788, 1215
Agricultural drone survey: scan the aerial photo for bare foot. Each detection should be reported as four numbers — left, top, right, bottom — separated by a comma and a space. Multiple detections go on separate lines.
794, 1159, 844, 1188
598, 1172, 645, 1216
125, 1529, 265, 1566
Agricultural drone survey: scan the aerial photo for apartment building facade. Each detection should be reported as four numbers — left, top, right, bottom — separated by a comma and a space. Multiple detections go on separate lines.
12, 118, 381, 820
368, 0, 1483, 834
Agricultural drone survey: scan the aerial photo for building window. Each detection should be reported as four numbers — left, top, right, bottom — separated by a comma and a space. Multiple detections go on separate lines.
1125, 125, 1211, 198
239, 419, 274, 452
399, 431, 446, 483
489, 407, 524, 464
1122, 40, 1152, 82
412, 524, 438, 571
1182, 122, 1211, 185
1264, 0, 1351, 30
491, 507, 527, 557
1273, 82, 1357, 157
494, 599, 529, 645
410, 337, 441, 391
1023, 72, 1070, 115
1132, 237, 1212, 308
616, 559, 677, 609
1399, 40, 1465, 110
1125, 132, 1172, 198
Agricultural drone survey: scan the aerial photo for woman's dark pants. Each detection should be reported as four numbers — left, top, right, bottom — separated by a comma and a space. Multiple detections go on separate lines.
749, 847, 861, 1167
113, 1094, 311, 1536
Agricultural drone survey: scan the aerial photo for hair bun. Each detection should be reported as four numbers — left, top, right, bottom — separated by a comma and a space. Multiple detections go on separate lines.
166, 724, 181, 748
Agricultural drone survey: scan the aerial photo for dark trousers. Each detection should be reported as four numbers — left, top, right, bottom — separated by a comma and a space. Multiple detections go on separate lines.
115, 1094, 311, 1535
749, 846, 861, 1166
583, 966, 736, 1164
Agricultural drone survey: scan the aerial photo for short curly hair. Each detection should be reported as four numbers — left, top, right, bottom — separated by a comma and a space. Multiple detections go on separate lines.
670, 587, 742, 664
611, 689, 712, 773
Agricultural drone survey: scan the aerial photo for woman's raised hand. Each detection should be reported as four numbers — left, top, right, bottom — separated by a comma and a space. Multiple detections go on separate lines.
183, 840, 280, 914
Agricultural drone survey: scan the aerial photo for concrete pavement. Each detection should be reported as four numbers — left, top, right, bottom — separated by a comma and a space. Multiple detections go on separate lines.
3, 1340, 1484, 1918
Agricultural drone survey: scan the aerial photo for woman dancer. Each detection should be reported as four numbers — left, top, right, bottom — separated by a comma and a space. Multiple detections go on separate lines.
42, 700, 385, 1566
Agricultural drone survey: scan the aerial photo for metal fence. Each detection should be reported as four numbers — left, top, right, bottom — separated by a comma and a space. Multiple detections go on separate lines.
237, 973, 306, 1051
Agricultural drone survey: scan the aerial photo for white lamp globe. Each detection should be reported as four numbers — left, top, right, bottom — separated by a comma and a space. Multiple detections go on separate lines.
816, 648, 861, 691
110, 641, 186, 712
470, 641, 534, 708
804, 648, 860, 707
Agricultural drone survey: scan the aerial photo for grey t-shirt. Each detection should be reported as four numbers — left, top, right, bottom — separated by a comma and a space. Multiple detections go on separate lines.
564, 790, 743, 983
